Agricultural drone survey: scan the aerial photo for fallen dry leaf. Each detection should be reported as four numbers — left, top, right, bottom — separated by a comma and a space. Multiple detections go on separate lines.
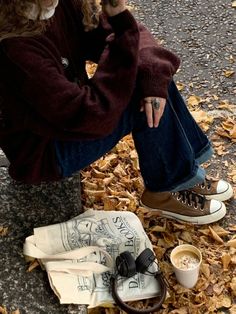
176, 82, 185, 91
231, 255, 236, 264
228, 165, 236, 184
179, 231, 192, 243
213, 284, 224, 296
84, 189, 105, 199
209, 226, 224, 244
0, 306, 7, 314
216, 117, 236, 141
187, 95, 203, 108
191, 110, 214, 131
85, 61, 97, 78
229, 225, 236, 232
169, 308, 188, 314
11, 310, 20, 314
223, 70, 235, 78
0, 226, 8, 236
113, 163, 126, 177
27, 259, 40, 272
226, 239, 236, 248
92, 168, 107, 179
103, 197, 118, 210
82, 181, 98, 190
216, 294, 231, 309
213, 142, 228, 156
201, 263, 211, 278
198, 228, 209, 236
150, 223, 166, 233
212, 225, 230, 237
230, 277, 236, 296
221, 253, 231, 271
218, 100, 235, 112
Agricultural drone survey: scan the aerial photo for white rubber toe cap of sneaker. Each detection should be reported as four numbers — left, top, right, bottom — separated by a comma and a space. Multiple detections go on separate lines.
210, 199, 225, 214
206, 180, 234, 201
217, 180, 231, 193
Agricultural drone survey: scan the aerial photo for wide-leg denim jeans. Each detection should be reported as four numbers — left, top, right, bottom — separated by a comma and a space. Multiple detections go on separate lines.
55, 81, 213, 192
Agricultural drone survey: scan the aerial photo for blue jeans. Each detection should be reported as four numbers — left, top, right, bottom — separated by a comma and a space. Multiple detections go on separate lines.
55, 81, 213, 192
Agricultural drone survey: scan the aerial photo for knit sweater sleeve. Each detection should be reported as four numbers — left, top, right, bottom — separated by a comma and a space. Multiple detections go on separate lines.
137, 24, 180, 99
83, 19, 180, 99
2, 10, 139, 140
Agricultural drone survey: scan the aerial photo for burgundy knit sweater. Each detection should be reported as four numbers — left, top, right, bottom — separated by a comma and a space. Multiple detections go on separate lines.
0, 0, 180, 184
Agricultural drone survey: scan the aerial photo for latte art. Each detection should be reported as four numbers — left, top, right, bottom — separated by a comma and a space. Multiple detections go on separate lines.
173, 251, 200, 270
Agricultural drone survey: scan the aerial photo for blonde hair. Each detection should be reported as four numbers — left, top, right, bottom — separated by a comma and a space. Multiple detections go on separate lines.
81, 0, 100, 32
0, 0, 100, 41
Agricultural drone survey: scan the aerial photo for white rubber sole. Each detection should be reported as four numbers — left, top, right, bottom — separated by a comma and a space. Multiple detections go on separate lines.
140, 201, 226, 225
204, 184, 234, 202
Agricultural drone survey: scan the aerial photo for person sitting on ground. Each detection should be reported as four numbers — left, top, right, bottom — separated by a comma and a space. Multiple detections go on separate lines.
0, 0, 233, 225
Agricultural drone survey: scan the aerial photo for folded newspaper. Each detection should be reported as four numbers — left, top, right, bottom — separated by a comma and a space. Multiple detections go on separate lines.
24, 209, 161, 308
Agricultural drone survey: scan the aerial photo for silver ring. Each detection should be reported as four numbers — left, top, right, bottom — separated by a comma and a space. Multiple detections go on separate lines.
151, 99, 160, 110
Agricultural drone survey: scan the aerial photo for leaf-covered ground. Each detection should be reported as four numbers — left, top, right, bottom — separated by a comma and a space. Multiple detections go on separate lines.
80, 133, 235, 314
81, 62, 236, 313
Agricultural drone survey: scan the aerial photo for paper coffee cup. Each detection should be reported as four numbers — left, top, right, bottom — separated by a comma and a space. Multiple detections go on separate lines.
170, 244, 202, 288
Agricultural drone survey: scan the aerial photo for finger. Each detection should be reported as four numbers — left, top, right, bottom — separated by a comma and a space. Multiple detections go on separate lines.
142, 97, 152, 113
145, 101, 154, 128
153, 101, 166, 127
153, 109, 160, 128
140, 99, 145, 112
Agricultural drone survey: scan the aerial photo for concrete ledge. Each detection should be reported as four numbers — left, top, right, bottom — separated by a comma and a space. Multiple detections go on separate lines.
0, 155, 9, 167
0, 167, 84, 313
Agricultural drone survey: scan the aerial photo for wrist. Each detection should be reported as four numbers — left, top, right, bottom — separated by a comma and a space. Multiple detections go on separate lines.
108, 10, 137, 36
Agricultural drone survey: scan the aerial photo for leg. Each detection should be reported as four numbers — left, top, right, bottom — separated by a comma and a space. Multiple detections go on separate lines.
132, 81, 213, 192
54, 102, 138, 178
55, 81, 210, 189
55, 81, 231, 224
131, 81, 231, 224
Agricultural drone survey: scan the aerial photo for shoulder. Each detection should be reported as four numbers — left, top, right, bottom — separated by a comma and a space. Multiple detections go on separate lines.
2, 36, 59, 59
1, 36, 62, 73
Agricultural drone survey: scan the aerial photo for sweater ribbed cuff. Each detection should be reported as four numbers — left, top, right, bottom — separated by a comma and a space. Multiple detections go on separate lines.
138, 71, 171, 99
108, 10, 137, 36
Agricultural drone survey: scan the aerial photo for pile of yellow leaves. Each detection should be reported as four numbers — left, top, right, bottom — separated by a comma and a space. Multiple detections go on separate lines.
80, 133, 236, 314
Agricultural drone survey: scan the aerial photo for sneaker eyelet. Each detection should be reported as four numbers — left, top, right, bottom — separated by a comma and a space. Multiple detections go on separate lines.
177, 196, 181, 201
207, 187, 211, 191
201, 185, 205, 189
194, 205, 198, 210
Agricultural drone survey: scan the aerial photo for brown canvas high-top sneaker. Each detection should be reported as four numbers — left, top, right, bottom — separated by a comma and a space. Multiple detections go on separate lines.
190, 177, 233, 202
140, 189, 226, 225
